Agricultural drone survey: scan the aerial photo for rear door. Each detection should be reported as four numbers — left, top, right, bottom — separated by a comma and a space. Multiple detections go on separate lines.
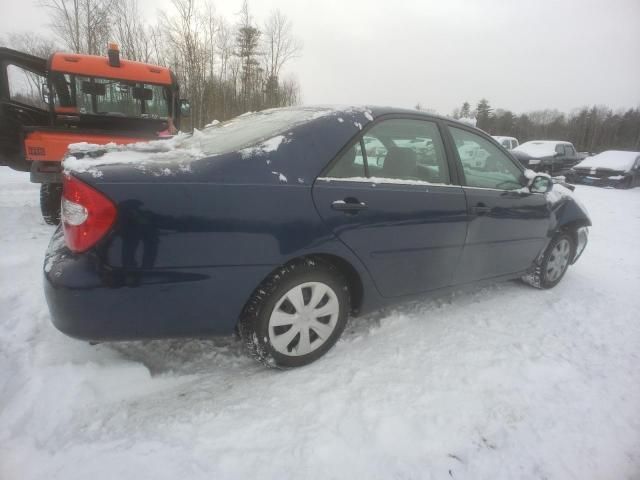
0, 48, 49, 170
312, 117, 468, 298
446, 124, 551, 283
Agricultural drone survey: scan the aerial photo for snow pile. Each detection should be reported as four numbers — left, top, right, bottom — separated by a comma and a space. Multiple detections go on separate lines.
574, 150, 639, 171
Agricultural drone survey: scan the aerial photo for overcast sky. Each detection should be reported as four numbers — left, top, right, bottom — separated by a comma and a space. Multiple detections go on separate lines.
1, 0, 639, 115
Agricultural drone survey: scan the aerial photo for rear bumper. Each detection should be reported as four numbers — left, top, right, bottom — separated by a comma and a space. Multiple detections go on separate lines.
44, 229, 274, 341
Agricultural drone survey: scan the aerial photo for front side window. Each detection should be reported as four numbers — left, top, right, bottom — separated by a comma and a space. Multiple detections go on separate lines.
450, 127, 523, 190
51, 73, 170, 119
325, 118, 450, 184
7, 64, 47, 109
501, 139, 510, 149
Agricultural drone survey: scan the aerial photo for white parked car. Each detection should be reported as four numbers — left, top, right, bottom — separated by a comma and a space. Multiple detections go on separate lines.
492, 136, 519, 150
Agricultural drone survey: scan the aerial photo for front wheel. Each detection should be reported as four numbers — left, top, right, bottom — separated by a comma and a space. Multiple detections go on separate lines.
40, 183, 63, 225
239, 259, 350, 368
615, 176, 633, 189
524, 234, 574, 289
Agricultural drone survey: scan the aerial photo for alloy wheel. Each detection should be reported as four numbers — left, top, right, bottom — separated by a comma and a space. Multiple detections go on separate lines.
546, 238, 571, 282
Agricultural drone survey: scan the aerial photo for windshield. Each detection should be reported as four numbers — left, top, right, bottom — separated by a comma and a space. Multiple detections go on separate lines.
51, 73, 170, 119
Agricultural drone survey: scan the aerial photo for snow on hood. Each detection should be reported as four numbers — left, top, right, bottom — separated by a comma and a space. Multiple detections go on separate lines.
513, 141, 562, 158
63, 106, 373, 176
574, 150, 639, 172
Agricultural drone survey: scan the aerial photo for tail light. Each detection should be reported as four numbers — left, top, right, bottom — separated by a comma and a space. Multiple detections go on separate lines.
62, 174, 116, 252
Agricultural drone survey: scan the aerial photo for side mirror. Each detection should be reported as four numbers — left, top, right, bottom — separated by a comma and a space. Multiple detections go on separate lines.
41, 83, 50, 104
179, 99, 191, 117
530, 175, 553, 193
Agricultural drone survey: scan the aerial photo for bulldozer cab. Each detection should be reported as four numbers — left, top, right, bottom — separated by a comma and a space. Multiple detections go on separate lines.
47, 47, 181, 133
0, 45, 185, 171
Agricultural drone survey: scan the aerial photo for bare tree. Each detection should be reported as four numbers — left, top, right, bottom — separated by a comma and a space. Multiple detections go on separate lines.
161, 0, 209, 127
262, 10, 301, 80
7, 32, 59, 58
261, 10, 301, 107
40, 0, 113, 54
113, 0, 146, 61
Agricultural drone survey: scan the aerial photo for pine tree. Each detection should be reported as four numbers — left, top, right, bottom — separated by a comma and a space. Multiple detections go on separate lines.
476, 98, 493, 131
460, 101, 471, 119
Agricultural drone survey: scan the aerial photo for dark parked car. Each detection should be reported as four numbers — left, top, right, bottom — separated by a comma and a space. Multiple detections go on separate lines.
512, 141, 582, 175
45, 106, 591, 368
566, 150, 640, 189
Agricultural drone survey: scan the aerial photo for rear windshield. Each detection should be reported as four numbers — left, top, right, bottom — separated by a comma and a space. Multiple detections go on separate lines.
184, 107, 335, 156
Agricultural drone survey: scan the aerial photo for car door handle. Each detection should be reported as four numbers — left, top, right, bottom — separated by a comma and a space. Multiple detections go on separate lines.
471, 203, 491, 215
331, 199, 367, 213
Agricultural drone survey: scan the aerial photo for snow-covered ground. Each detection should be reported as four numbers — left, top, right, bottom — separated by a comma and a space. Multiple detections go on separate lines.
1, 167, 639, 480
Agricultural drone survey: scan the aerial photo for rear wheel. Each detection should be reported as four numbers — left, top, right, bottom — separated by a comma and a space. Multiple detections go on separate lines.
239, 259, 349, 368
40, 183, 62, 225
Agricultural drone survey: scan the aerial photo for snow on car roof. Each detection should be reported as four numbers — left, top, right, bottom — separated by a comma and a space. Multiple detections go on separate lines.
514, 140, 570, 157
575, 150, 640, 171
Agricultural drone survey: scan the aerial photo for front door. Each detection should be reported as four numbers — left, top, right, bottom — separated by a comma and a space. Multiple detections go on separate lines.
0, 48, 49, 171
447, 124, 551, 283
313, 117, 468, 298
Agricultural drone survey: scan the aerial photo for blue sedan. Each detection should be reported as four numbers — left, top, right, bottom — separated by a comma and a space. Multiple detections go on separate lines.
45, 106, 591, 367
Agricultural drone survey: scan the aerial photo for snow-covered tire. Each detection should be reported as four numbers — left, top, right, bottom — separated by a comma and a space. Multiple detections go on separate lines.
523, 233, 575, 289
238, 259, 350, 368
40, 183, 62, 225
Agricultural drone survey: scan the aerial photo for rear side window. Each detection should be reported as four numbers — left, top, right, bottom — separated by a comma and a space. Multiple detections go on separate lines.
450, 127, 523, 190
325, 118, 450, 184
7, 64, 47, 109
325, 141, 366, 178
